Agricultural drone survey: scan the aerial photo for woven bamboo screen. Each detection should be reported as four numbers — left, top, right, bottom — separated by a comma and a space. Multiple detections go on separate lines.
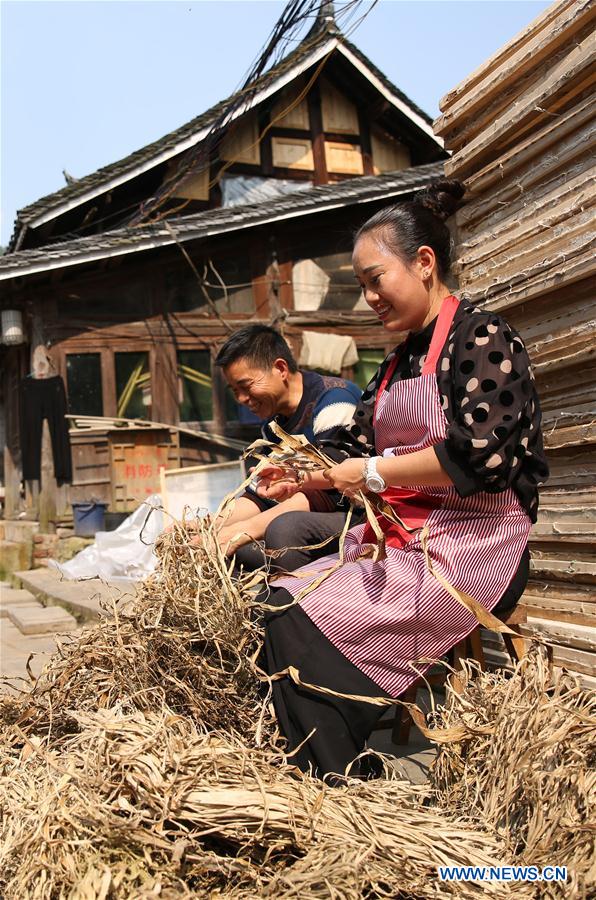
434, 0, 595, 687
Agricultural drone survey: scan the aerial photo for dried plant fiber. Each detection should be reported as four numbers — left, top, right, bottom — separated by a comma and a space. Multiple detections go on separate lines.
0, 513, 594, 898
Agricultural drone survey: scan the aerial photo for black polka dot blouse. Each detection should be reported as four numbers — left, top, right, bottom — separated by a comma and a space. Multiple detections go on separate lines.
321, 298, 549, 522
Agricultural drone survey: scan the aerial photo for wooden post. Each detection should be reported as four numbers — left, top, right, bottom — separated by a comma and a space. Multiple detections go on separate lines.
258, 109, 274, 177
101, 348, 117, 418
358, 111, 375, 176
250, 240, 270, 317
308, 83, 329, 185
38, 420, 57, 532
212, 357, 226, 432
3, 446, 21, 519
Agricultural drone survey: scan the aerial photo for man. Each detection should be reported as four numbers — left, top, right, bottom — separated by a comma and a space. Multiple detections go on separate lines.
213, 324, 361, 571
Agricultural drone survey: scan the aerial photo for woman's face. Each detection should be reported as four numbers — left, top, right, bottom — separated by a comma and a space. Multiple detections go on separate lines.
352, 233, 433, 333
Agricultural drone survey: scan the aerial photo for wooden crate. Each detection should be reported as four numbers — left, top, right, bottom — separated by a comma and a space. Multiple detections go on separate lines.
110, 429, 180, 512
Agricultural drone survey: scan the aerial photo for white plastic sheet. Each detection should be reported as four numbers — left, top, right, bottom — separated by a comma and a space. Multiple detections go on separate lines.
50, 495, 164, 582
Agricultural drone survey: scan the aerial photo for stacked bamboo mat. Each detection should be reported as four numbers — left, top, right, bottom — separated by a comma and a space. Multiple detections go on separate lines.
434, 0, 596, 686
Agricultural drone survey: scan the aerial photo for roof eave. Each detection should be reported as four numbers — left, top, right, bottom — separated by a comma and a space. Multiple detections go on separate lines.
11, 36, 339, 239
12, 35, 442, 244
336, 43, 442, 146
0, 164, 444, 282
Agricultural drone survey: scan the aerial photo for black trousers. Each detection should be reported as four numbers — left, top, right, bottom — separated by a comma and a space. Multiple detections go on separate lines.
263, 547, 530, 781
264, 588, 388, 781
235, 510, 349, 573
20, 376, 72, 483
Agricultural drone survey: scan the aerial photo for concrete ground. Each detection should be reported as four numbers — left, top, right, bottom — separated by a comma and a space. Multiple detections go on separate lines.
368, 704, 437, 784
0, 617, 77, 692
0, 571, 129, 694
13, 568, 136, 621
1, 572, 438, 784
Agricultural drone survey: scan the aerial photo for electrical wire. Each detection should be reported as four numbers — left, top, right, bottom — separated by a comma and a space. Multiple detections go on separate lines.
129, 0, 378, 226
37, 1, 379, 245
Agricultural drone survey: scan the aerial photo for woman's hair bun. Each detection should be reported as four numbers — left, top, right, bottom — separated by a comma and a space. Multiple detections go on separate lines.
413, 178, 465, 222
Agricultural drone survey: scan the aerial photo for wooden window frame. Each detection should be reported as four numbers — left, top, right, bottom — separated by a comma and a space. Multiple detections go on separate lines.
59, 342, 155, 422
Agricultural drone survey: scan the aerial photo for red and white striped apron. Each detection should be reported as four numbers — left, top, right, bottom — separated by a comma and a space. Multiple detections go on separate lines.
273, 295, 531, 697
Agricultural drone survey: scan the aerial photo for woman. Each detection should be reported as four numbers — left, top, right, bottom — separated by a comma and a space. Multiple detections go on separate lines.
257, 179, 549, 780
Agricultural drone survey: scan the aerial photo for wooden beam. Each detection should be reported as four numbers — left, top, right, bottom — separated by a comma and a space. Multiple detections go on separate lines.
307, 83, 329, 185
358, 110, 374, 177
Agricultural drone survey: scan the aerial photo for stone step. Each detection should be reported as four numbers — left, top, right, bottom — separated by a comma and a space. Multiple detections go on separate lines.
8, 603, 78, 635
0, 585, 38, 617
0, 540, 33, 580
2, 520, 40, 543
15, 568, 136, 622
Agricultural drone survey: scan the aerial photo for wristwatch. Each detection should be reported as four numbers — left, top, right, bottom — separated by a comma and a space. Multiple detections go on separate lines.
364, 457, 387, 493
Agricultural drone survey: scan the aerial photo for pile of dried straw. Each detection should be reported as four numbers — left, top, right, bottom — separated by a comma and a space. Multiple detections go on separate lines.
431, 654, 596, 897
1, 516, 594, 898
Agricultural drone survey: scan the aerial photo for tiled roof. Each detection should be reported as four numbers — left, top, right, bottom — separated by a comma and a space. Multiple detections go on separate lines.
0, 163, 444, 281
8, 25, 437, 246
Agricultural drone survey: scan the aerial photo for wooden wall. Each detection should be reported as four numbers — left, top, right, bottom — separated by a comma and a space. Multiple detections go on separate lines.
2, 203, 400, 524
435, 0, 595, 686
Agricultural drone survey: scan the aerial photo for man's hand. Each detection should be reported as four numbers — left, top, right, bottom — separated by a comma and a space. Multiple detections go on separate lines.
255, 464, 302, 501
216, 522, 253, 556
162, 518, 201, 535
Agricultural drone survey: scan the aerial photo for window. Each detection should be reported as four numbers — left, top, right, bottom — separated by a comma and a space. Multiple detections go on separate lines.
353, 349, 385, 390
66, 353, 103, 416
115, 352, 151, 419
178, 350, 213, 421
292, 250, 362, 311
165, 254, 254, 315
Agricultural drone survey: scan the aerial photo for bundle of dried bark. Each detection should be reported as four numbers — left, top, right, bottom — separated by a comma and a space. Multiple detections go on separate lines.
0, 516, 503, 899
1, 519, 271, 747
0, 705, 509, 899
430, 650, 596, 897
1, 513, 594, 898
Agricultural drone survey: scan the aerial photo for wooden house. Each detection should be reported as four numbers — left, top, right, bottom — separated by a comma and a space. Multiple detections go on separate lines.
0, 5, 445, 527
435, 0, 595, 685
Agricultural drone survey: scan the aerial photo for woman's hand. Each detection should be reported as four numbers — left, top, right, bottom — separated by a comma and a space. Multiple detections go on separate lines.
255, 464, 302, 502
323, 458, 367, 498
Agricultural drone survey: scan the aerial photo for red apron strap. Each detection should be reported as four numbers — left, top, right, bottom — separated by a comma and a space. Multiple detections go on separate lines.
421, 294, 460, 376
373, 295, 460, 424
364, 295, 460, 549
373, 352, 400, 426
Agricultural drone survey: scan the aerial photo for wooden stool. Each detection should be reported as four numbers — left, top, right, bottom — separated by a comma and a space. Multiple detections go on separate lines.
391, 605, 528, 745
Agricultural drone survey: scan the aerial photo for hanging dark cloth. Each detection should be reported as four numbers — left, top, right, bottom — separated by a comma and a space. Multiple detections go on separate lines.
19, 375, 72, 483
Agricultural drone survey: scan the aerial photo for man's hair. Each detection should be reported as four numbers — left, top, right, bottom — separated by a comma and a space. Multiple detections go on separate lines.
215, 324, 298, 373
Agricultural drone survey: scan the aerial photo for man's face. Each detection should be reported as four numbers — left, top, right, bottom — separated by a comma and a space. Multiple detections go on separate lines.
223, 357, 289, 419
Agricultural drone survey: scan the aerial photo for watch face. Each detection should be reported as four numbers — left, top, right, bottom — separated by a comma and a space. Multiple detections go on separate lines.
366, 474, 385, 493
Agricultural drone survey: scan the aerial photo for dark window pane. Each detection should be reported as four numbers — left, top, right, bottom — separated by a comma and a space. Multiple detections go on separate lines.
292, 250, 362, 311
224, 383, 239, 422
66, 353, 103, 416
353, 349, 385, 390
165, 255, 254, 315
178, 350, 213, 421
57, 284, 150, 322
115, 352, 151, 419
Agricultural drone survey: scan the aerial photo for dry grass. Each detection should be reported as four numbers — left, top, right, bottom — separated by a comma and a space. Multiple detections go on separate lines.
430, 653, 596, 898
0, 514, 594, 898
